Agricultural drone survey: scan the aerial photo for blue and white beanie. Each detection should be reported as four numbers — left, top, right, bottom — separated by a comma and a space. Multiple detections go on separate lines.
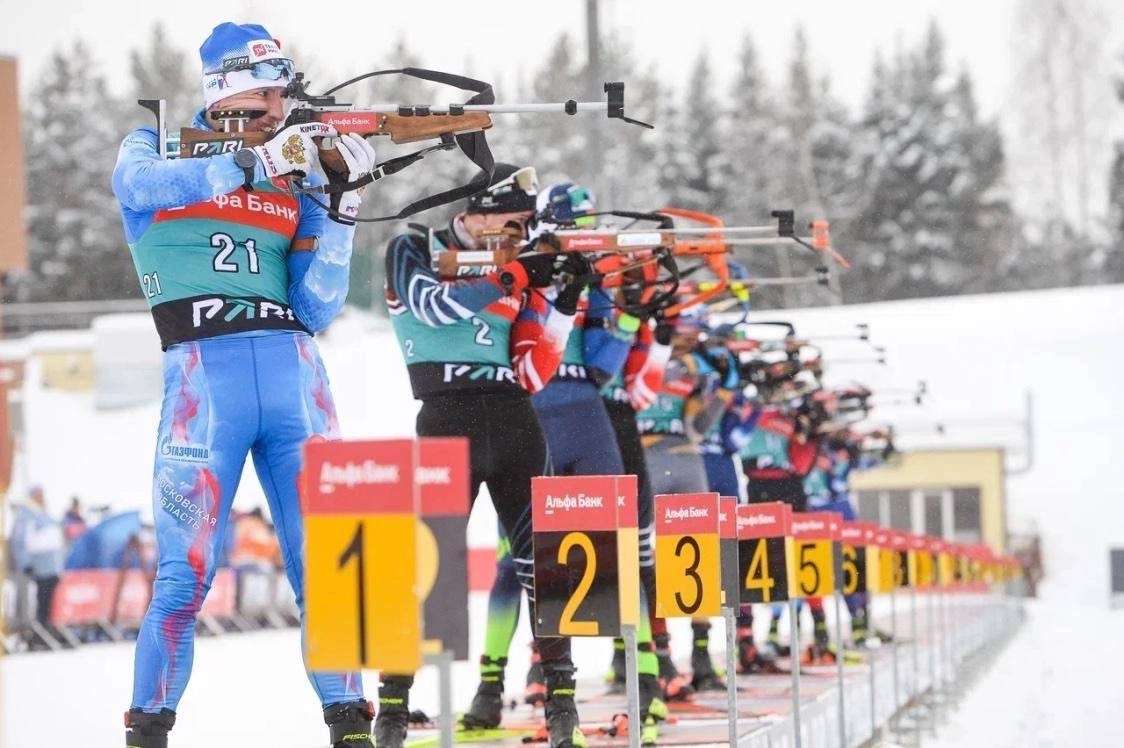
200, 22, 292, 108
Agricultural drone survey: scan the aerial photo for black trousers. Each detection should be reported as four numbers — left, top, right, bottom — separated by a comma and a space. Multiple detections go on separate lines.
603, 399, 661, 638
34, 575, 59, 627
417, 391, 571, 666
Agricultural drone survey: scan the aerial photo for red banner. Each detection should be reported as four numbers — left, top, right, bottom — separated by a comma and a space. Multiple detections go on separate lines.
417, 437, 470, 516
719, 497, 737, 540
616, 475, 638, 529
655, 493, 720, 536
840, 520, 866, 544
736, 502, 792, 539
791, 511, 842, 541
532, 475, 623, 532
302, 439, 416, 514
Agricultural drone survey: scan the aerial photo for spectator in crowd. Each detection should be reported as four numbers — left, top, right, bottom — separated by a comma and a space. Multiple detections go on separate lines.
8, 485, 65, 630
230, 507, 282, 571
62, 495, 88, 544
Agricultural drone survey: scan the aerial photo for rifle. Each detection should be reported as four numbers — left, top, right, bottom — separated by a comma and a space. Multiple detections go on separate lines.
138, 68, 651, 222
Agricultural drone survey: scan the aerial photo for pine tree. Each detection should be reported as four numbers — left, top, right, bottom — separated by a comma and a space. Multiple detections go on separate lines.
493, 33, 586, 186
658, 51, 725, 211
22, 42, 136, 302
846, 21, 1014, 301
129, 22, 197, 129
721, 33, 788, 308
1106, 49, 1124, 280
581, 32, 662, 209
773, 27, 854, 306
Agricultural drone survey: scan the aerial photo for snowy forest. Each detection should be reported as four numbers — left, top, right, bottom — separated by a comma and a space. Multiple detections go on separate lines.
8, 6, 1124, 311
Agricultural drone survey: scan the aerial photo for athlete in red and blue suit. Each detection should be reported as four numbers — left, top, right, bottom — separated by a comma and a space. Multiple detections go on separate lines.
114, 22, 378, 748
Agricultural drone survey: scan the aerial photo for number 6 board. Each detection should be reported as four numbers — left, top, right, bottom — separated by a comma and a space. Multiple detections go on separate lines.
840, 521, 877, 596
532, 475, 639, 638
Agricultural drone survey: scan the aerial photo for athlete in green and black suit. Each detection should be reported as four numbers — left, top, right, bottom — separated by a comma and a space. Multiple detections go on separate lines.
379, 164, 591, 748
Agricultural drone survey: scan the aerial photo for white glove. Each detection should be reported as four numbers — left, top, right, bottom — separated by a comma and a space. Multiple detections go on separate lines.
250, 122, 336, 178
333, 132, 378, 186
327, 133, 377, 224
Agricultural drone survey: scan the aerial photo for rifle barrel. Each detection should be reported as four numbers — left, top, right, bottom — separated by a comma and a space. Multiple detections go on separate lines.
724, 237, 820, 246
357, 101, 617, 114
748, 275, 829, 287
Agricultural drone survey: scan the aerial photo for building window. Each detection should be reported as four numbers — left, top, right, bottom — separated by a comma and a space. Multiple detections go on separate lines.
857, 490, 880, 524
952, 487, 982, 542
887, 490, 911, 531
924, 491, 943, 536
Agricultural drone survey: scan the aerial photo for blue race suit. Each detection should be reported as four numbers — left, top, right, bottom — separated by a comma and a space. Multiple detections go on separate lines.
113, 112, 362, 713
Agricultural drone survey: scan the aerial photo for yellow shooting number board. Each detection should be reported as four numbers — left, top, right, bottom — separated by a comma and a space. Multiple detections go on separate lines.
791, 512, 842, 599
655, 493, 721, 618
302, 439, 421, 675
793, 540, 834, 597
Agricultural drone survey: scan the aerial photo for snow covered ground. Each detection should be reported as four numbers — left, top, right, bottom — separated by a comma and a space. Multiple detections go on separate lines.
3, 283, 1124, 745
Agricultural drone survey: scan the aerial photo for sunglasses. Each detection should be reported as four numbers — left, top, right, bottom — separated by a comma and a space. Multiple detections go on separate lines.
488, 166, 539, 197
205, 58, 295, 83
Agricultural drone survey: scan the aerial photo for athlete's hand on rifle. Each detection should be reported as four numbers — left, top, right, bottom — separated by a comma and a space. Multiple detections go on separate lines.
249, 122, 336, 179
554, 254, 593, 315
654, 317, 677, 346
512, 252, 562, 288
327, 133, 378, 224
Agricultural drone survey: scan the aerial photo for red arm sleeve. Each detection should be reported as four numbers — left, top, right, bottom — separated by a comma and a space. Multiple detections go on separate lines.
510, 292, 575, 394
625, 323, 672, 411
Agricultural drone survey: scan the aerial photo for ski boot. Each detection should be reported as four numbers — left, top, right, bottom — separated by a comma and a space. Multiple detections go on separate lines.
124, 707, 175, 748
689, 647, 725, 691
638, 673, 668, 743
373, 678, 411, 748
870, 626, 894, 644
802, 628, 837, 666
543, 664, 587, 747
608, 674, 666, 746
761, 630, 790, 659
525, 643, 548, 706
736, 630, 781, 674
654, 634, 695, 702
604, 639, 627, 695
461, 656, 507, 730
324, 700, 375, 747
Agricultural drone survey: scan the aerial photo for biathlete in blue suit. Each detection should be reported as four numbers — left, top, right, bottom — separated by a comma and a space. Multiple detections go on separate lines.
114, 22, 378, 748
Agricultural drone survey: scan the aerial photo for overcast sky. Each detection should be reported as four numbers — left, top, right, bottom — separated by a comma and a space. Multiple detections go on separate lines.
1, 0, 1029, 115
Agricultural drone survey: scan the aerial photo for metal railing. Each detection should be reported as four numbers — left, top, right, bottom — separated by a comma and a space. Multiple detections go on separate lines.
1, 299, 148, 337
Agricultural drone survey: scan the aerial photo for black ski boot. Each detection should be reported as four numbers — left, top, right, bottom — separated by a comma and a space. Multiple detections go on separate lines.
654, 633, 695, 701
525, 643, 547, 706
124, 708, 175, 748
324, 700, 375, 747
462, 656, 507, 729
374, 678, 411, 748
638, 673, 668, 744
543, 663, 587, 747
605, 639, 627, 694
802, 623, 836, 665
689, 623, 724, 691
736, 629, 781, 674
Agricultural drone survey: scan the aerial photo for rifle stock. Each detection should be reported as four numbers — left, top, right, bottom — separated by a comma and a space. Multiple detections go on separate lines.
178, 109, 493, 173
